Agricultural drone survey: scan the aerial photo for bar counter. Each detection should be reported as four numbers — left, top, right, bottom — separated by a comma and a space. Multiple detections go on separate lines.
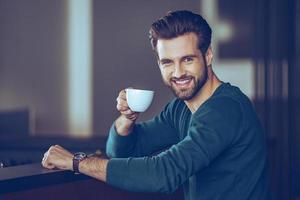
0, 163, 183, 200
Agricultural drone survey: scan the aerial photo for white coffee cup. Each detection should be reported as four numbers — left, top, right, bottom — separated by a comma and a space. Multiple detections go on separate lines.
126, 88, 154, 112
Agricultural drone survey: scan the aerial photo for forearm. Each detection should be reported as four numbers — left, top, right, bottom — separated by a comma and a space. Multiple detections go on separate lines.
79, 156, 109, 182
107, 112, 179, 158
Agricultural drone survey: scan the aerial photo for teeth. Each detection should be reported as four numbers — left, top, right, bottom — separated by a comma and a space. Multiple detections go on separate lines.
175, 79, 190, 85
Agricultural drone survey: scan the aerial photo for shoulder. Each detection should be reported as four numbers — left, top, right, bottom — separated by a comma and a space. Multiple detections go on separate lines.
197, 96, 242, 118
190, 96, 244, 139
191, 96, 243, 134
198, 83, 249, 117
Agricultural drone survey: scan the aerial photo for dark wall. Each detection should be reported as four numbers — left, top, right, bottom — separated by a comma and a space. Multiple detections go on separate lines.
0, 0, 200, 135
291, 0, 300, 197
0, 0, 69, 134
92, 0, 200, 135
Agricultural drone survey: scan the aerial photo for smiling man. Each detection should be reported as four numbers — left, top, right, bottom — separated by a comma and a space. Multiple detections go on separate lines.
42, 10, 270, 200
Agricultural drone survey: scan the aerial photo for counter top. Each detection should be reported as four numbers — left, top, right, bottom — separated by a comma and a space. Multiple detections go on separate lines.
0, 163, 88, 194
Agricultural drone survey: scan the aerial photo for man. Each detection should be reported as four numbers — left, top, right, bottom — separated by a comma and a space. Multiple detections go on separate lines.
42, 10, 270, 199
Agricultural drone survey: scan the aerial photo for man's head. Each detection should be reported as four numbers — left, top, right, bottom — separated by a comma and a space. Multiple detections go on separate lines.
149, 10, 212, 56
149, 10, 213, 101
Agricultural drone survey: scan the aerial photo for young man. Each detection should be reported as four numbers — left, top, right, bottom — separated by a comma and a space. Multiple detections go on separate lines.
42, 10, 270, 200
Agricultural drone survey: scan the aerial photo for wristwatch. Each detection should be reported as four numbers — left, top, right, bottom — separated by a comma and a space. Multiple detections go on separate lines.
73, 152, 87, 174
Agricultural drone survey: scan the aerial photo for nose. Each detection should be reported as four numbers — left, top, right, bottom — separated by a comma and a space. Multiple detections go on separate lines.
173, 63, 185, 78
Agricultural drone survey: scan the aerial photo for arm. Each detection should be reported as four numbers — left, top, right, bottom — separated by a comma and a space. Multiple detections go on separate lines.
106, 100, 180, 158
77, 156, 108, 181
41, 145, 109, 182
114, 89, 139, 136
106, 99, 243, 193
42, 98, 241, 192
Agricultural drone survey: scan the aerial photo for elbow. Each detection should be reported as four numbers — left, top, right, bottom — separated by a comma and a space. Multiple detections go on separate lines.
149, 157, 184, 194
149, 167, 181, 194
105, 150, 114, 159
105, 137, 124, 158
131, 174, 180, 194
105, 143, 132, 158
148, 177, 180, 194
106, 143, 117, 158
158, 177, 181, 194
106, 150, 119, 159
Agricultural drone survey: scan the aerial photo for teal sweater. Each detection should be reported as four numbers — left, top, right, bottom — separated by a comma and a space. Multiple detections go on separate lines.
106, 83, 270, 200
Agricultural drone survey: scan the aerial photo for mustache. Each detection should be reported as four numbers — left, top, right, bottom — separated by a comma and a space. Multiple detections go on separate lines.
170, 75, 194, 82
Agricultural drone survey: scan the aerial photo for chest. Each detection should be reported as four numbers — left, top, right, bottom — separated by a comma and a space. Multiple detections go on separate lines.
177, 108, 192, 140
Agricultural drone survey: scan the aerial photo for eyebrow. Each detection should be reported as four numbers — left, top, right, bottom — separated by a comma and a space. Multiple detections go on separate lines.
180, 54, 198, 61
159, 58, 173, 63
159, 54, 198, 63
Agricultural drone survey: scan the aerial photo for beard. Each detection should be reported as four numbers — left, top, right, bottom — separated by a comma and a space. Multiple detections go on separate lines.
168, 65, 208, 101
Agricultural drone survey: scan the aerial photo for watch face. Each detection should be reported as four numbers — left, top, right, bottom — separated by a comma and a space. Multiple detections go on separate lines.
74, 152, 87, 160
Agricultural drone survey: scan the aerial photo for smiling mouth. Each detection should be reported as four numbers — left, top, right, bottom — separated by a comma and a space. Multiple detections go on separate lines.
171, 77, 194, 88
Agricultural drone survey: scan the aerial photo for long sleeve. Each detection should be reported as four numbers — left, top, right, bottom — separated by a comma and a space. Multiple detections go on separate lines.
106, 100, 180, 158
106, 98, 242, 193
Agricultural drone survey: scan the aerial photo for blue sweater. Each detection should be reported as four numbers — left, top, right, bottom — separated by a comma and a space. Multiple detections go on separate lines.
106, 83, 270, 200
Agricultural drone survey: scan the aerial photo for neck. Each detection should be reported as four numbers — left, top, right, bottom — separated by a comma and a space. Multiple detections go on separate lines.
185, 71, 222, 113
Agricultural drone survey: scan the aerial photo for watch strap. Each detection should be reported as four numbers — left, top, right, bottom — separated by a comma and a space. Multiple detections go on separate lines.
73, 152, 87, 174
73, 158, 80, 173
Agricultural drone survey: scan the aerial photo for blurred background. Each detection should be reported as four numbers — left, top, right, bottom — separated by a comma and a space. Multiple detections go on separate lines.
0, 0, 299, 199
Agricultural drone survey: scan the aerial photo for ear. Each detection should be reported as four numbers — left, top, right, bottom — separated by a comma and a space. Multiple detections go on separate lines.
205, 46, 213, 66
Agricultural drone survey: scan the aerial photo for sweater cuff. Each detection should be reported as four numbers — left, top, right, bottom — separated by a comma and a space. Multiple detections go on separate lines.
109, 123, 136, 144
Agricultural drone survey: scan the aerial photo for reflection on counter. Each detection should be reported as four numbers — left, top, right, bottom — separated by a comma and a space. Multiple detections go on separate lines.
0, 163, 183, 200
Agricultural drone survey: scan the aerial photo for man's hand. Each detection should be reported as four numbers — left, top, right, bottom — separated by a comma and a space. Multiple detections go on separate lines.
115, 89, 139, 135
116, 89, 139, 121
42, 145, 73, 171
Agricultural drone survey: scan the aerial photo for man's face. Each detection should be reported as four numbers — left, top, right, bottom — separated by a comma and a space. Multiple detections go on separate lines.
156, 33, 209, 101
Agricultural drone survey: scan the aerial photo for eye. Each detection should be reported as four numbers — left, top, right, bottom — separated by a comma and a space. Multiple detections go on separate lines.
160, 60, 173, 67
183, 57, 194, 63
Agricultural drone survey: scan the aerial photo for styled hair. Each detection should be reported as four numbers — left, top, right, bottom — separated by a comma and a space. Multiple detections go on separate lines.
149, 10, 212, 55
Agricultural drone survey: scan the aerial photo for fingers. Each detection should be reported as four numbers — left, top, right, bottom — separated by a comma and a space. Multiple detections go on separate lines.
122, 109, 134, 115
54, 144, 62, 149
53, 145, 73, 157
42, 146, 54, 168
116, 103, 128, 112
42, 160, 55, 169
118, 89, 127, 100
116, 90, 128, 112
41, 145, 73, 170
42, 150, 53, 169
116, 89, 137, 114
115, 88, 139, 122
126, 112, 139, 121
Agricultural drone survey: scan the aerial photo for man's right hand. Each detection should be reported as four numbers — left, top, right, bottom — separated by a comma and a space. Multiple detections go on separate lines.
115, 89, 139, 135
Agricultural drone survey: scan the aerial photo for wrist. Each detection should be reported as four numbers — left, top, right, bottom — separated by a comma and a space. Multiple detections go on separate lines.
115, 115, 135, 136
78, 157, 108, 182
73, 152, 87, 173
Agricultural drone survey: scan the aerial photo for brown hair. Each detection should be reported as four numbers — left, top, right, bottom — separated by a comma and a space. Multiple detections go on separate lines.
149, 10, 212, 55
